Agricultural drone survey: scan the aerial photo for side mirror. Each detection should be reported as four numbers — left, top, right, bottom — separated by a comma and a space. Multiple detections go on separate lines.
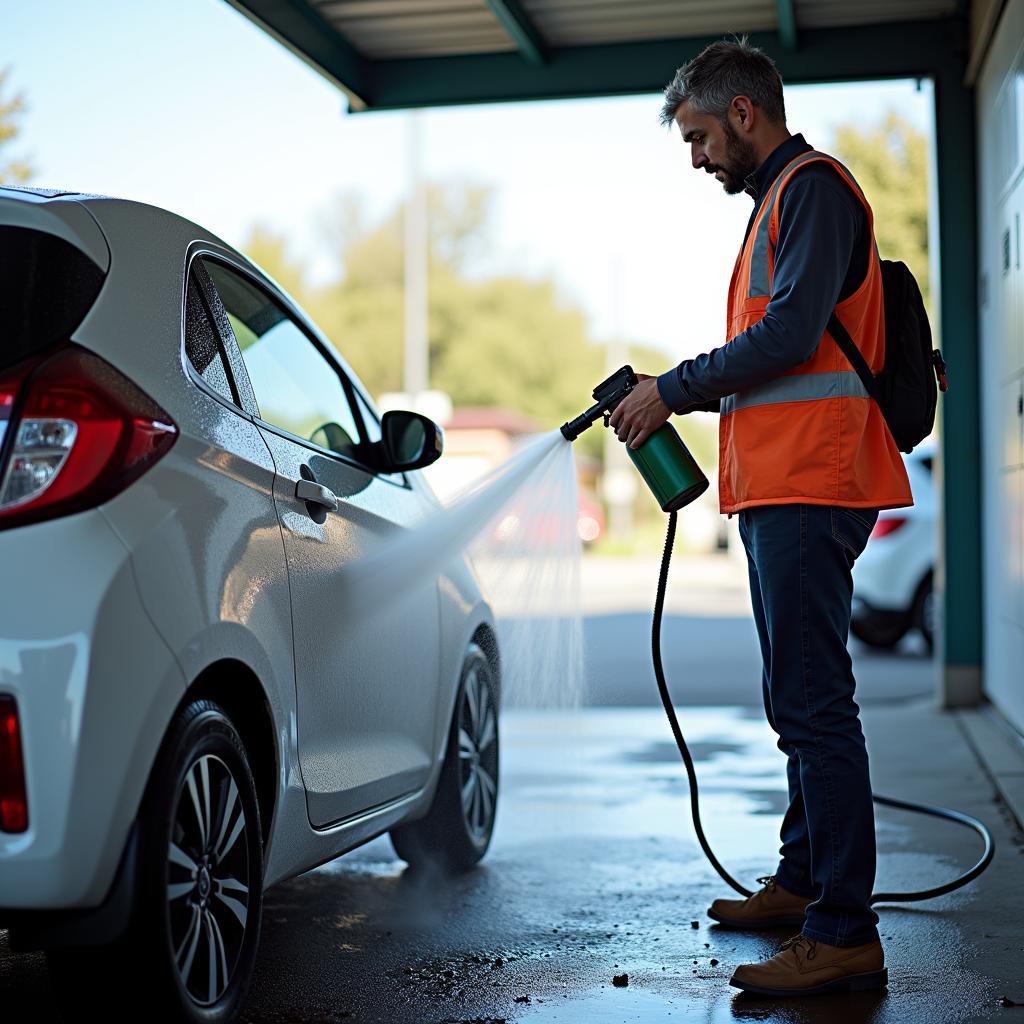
379, 410, 443, 472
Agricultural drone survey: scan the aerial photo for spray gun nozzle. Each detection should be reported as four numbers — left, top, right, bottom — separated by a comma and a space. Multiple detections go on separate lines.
560, 365, 638, 442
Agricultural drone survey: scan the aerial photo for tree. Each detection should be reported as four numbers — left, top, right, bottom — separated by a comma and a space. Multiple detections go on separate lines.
241, 196, 719, 475
240, 224, 311, 304
831, 111, 930, 309
249, 185, 612, 432
0, 68, 33, 184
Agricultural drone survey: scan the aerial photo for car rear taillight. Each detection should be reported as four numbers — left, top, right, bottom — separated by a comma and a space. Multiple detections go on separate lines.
870, 517, 907, 540
0, 696, 28, 833
0, 345, 178, 530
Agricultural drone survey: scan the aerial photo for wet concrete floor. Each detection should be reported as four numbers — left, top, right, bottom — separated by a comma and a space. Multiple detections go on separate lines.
4, 703, 1019, 1023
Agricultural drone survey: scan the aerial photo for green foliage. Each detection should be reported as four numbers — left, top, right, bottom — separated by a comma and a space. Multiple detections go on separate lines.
241, 186, 609, 433
428, 270, 603, 428
242, 224, 310, 302
0, 67, 33, 184
831, 110, 930, 309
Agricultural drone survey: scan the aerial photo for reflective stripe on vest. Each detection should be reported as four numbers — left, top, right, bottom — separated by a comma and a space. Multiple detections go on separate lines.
747, 152, 866, 299
721, 369, 871, 415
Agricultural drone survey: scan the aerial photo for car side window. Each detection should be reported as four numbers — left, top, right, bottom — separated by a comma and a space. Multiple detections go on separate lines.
183, 275, 236, 404
201, 259, 363, 462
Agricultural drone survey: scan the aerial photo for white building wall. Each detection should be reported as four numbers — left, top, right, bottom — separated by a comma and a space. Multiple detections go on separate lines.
978, 0, 1024, 731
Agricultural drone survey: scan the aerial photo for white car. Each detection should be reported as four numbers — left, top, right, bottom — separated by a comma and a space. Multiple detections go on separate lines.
0, 185, 500, 1023
851, 444, 937, 651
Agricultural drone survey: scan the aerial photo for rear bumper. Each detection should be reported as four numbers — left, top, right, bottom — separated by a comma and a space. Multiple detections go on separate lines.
852, 596, 908, 626
852, 523, 933, 613
0, 511, 185, 910
2, 822, 139, 950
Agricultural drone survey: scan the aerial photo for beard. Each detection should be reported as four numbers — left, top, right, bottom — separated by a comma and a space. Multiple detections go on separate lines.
706, 120, 759, 195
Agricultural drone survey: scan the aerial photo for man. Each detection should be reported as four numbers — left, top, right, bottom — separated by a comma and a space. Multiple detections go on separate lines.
610, 39, 913, 997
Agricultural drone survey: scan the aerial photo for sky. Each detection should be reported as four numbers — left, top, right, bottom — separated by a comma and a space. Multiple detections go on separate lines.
4, 0, 934, 369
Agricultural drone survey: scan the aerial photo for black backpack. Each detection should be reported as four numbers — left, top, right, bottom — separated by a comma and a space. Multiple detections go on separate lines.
828, 259, 947, 454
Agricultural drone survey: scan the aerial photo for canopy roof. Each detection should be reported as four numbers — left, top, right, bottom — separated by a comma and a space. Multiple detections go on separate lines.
227, 0, 969, 110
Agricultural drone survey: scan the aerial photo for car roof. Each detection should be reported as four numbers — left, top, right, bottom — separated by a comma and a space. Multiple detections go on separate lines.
0, 184, 248, 267
0, 183, 375, 425
0, 185, 263, 403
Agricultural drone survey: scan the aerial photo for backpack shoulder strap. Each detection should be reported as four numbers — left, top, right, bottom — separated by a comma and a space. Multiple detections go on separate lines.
828, 311, 882, 402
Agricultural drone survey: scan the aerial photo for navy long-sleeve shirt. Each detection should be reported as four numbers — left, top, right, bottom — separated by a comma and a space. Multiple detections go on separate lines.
656, 133, 869, 414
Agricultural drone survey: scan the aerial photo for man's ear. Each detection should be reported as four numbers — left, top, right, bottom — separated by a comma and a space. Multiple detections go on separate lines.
731, 95, 756, 132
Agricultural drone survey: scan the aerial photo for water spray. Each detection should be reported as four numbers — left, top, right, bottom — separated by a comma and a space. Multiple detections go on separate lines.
562, 366, 993, 905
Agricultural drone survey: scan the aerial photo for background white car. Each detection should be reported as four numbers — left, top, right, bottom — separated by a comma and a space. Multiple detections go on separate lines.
0, 185, 500, 1023
851, 444, 937, 652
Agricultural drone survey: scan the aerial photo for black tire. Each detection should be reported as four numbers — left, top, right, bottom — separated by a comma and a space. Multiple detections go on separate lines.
850, 608, 910, 649
46, 700, 264, 1024
911, 573, 935, 653
390, 643, 499, 873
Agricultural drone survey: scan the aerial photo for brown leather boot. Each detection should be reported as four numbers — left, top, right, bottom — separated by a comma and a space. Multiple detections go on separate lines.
730, 933, 887, 996
708, 875, 812, 929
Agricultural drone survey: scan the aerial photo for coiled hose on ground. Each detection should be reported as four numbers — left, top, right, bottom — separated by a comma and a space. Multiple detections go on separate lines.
652, 510, 994, 905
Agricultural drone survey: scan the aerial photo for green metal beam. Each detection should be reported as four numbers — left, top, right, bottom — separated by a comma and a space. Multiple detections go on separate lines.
776, 0, 798, 50
223, 4, 969, 112
932, 56, 984, 704
225, 0, 369, 108
361, 18, 968, 110
486, 0, 547, 65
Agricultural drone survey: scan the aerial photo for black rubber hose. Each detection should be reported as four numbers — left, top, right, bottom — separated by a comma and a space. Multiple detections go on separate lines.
653, 510, 995, 905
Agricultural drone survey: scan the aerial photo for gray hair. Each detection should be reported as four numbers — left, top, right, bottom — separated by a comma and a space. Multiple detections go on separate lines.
660, 38, 786, 128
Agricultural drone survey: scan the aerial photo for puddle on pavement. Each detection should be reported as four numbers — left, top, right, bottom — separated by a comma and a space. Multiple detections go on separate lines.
512, 986, 702, 1021
623, 739, 748, 764
511, 985, 896, 1024
503, 978, 996, 1024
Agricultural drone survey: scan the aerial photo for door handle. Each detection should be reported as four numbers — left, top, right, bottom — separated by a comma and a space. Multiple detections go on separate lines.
295, 478, 338, 512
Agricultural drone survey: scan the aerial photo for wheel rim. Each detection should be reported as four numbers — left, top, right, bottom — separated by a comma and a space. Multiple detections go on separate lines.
921, 585, 937, 638
458, 664, 498, 846
166, 753, 250, 1007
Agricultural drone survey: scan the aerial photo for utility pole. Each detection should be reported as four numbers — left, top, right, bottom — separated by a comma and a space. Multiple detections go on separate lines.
602, 255, 637, 541
404, 111, 428, 401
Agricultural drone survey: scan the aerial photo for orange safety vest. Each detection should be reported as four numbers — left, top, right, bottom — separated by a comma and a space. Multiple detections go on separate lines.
719, 150, 913, 515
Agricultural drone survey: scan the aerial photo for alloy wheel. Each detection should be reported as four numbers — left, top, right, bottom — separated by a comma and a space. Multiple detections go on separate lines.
458, 665, 498, 845
166, 753, 251, 1006
922, 586, 936, 638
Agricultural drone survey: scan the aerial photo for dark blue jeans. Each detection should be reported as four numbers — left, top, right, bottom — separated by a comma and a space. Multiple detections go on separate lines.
739, 503, 880, 948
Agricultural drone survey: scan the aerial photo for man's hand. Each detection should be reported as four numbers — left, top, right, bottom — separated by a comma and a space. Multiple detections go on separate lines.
607, 374, 671, 449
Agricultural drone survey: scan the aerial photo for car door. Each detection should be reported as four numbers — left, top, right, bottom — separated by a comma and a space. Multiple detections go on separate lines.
198, 255, 442, 828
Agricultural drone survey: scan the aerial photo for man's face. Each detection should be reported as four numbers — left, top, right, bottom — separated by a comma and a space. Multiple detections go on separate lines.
674, 100, 759, 195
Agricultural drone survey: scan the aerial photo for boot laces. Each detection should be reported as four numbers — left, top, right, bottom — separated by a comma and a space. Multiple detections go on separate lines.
755, 875, 777, 893
781, 934, 817, 961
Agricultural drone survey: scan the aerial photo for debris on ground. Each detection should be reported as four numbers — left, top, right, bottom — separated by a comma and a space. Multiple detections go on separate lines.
439, 1018, 507, 1023
397, 951, 522, 1000
514, 994, 531, 1004
613, 973, 629, 987
710, 959, 720, 967
690, 921, 700, 929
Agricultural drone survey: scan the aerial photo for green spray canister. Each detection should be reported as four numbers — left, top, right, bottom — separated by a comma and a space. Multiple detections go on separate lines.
560, 365, 709, 512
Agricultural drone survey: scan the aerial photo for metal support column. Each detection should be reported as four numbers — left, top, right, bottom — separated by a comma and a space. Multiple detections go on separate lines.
932, 61, 983, 706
